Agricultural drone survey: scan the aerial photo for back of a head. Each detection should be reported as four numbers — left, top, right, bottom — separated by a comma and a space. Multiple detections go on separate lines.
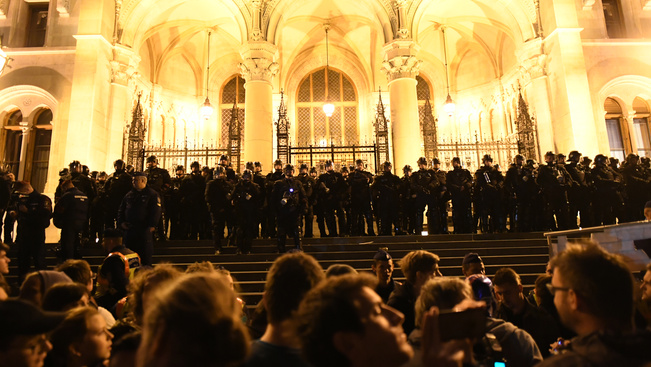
492, 267, 521, 288
129, 264, 182, 325
265, 252, 325, 324
325, 264, 358, 278
56, 259, 92, 286
137, 273, 249, 367
296, 274, 377, 367
415, 277, 473, 328
47, 307, 99, 367
400, 250, 440, 284
42, 283, 89, 312
550, 241, 634, 331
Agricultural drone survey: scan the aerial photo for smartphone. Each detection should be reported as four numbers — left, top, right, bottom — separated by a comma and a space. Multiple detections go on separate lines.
437, 307, 487, 342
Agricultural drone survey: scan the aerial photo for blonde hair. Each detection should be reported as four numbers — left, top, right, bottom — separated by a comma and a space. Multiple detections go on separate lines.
137, 273, 250, 367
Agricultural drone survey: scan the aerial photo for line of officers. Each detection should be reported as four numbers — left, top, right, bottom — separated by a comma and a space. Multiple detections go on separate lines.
46, 149, 651, 259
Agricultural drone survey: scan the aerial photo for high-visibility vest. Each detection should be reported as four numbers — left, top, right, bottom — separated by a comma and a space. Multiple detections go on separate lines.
97, 251, 141, 287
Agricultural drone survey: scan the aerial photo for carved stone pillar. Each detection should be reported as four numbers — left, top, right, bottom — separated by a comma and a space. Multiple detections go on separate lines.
108, 45, 139, 169
239, 41, 278, 167
381, 39, 421, 172
626, 111, 638, 153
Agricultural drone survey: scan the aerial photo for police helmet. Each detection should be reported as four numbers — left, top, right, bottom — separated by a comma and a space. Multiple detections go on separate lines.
355, 159, 364, 166
341, 166, 349, 173
69, 160, 81, 170
403, 164, 412, 173
219, 155, 228, 162
59, 168, 69, 177
309, 167, 318, 174
432, 158, 440, 165
284, 164, 294, 174
626, 153, 639, 163
568, 151, 581, 162
242, 169, 252, 180
514, 154, 524, 162
557, 153, 566, 159
114, 159, 126, 171
245, 161, 254, 170
176, 165, 185, 172
544, 151, 555, 158
146, 155, 158, 164
594, 154, 608, 165
274, 159, 283, 167
482, 154, 493, 163
254, 161, 262, 168
382, 161, 392, 171
190, 161, 201, 169
299, 163, 309, 171
214, 166, 225, 176
452, 157, 461, 164
580, 156, 592, 165
609, 157, 619, 166
417, 157, 427, 165
325, 160, 334, 167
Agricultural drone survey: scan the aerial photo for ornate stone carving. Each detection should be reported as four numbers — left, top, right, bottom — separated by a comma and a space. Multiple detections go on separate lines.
57, 0, 71, 18
381, 40, 421, 82
582, 0, 596, 10
0, 0, 8, 19
110, 46, 140, 86
519, 53, 547, 85
239, 41, 278, 83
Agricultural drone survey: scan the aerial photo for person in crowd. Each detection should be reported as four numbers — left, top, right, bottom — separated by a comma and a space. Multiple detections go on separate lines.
537, 151, 572, 231
566, 151, 593, 228
0, 274, 9, 300
388, 250, 441, 335
179, 161, 208, 240
474, 154, 505, 233
53, 180, 89, 261
56, 259, 94, 294
205, 166, 234, 255
348, 159, 375, 236
41, 283, 90, 312
245, 252, 324, 367
104, 159, 133, 231
231, 169, 262, 255
325, 264, 358, 277
372, 249, 401, 303
8, 181, 52, 282
0, 299, 66, 367
645, 200, 651, 220
446, 157, 473, 234
492, 267, 559, 356
137, 273, 250, 367
316, 160, 346, 237
19, 270, 72, 307
430, 158, 449, 234
296, 163, 316, 238
411, 157, 438, 235
638, 262, 651, 330
144, 156, 172, 241
118, 172, 161, 266
121, 264, 181, 325
0, 242, 9, 276
461, 252, 495, 316
412, 277, 543, 367
400, 165, 416, 235
95, 228, 141, 312
296, 274, 414, 367
46, 306, 113, 367
538, 241, 651, 366
109, 332, 140, 367
272, 165, 307, 253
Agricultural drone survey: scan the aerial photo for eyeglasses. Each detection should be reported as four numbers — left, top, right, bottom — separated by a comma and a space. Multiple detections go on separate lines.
546, 283, 570, 296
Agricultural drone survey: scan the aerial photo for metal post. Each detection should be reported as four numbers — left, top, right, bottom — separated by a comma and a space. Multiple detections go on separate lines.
309, 145, 313, 168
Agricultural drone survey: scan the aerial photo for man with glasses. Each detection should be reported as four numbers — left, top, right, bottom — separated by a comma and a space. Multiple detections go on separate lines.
0, 299, 65, 367
539, 242, 651, 366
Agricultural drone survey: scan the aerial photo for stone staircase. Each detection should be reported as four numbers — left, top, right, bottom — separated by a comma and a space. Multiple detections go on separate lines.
5, 233, 550, 309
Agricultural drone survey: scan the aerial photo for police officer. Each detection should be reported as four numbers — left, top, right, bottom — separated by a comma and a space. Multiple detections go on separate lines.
536, 152, 571, 230
317, 160, 345, 237
231, 169, 261, 254
621, 153, 649, 221
166, 165, 186, 239
505, 155, 535, 232
446, 157, 473, 234
252, 162, 267, 237
371, 161, 401, 235
218, 154, 237, 183
273, 165, 307, 252
431, 158, 449, 234
8, 181, 52, 282
474, 154, 505, 233
339, 166, 352, 236
592, 154, 625, 225
53, 180, 89, 261
145, 156, 172, 241
104, 159, 133, 230
67, 160, 96, 244
411, 157, 439, 234
264, 160, 284, 237
400, 165, 415, 234
117, 172, 161, 266
180, 161, 208, 239
296, 163, 316, 238
205, 166, 234, 255
349, 159, 375, 236
565, 151, 592, 228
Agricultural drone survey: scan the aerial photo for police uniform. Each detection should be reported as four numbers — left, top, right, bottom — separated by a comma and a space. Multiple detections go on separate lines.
117, 184, 161, 266
349, 166, 375, 236
296, 170, 316, 237
446, 164, 474, 234
231, 176, 261, 254
205, 175, 234, 253
474, 162, 505, 233
371, 168, 402, 235
272, 173, 307, 252
317, 168, 345, 236
53, 186, 89, 260
410, 165, 439, 234
145, 164, 172, 240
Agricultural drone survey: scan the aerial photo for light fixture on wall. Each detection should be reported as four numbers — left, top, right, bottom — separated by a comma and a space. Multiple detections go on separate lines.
323, 24, 335, 118
200, 31, 214, 120
442, 26, 455, 117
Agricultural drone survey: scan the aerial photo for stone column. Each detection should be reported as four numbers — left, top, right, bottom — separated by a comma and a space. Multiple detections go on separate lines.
17, 120, 30, 180
239, 41, 279, 167
107, 45, 139, 171
626, 111, 638, 153
381, 39, 421, 172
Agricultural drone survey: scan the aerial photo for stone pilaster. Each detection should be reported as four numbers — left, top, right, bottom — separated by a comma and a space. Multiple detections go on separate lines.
239, 41, 278, 167
381, 39, 421, 171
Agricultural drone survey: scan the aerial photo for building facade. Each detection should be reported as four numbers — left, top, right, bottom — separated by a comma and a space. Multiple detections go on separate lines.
0, 0, 649, 193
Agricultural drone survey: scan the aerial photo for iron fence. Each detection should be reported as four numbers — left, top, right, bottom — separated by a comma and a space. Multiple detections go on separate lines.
289, 144, 378, 174
142, 143, 228, 175
435, 135, 519, 173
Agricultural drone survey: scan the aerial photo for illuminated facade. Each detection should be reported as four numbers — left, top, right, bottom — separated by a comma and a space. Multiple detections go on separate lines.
0, 0, 649, 193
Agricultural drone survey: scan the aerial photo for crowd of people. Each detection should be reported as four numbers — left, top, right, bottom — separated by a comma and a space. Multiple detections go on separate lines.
0, 239, 649, 367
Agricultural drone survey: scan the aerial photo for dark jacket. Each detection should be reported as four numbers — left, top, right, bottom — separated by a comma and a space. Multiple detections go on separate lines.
53, 187, 89, 229
387, 281, 417, 335
117, 187, 162, 230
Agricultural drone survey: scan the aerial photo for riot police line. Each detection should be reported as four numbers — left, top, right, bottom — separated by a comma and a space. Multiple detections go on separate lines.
4, 149, 648, 264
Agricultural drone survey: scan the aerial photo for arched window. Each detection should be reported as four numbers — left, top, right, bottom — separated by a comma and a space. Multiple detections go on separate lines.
632, 97, 651, 157
220, 76, 246, 148
602, 0, 625, 38
604, 97, 627, 160
417, 75, 434, 130
2, 109, 23, 176
295, 68, 357, 146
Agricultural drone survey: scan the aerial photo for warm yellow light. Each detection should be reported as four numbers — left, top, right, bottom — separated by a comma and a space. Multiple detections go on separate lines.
200, 97, 213, 119
444, 94, 455, 116
323, 102, 335, 117
0, 48, 10, 77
